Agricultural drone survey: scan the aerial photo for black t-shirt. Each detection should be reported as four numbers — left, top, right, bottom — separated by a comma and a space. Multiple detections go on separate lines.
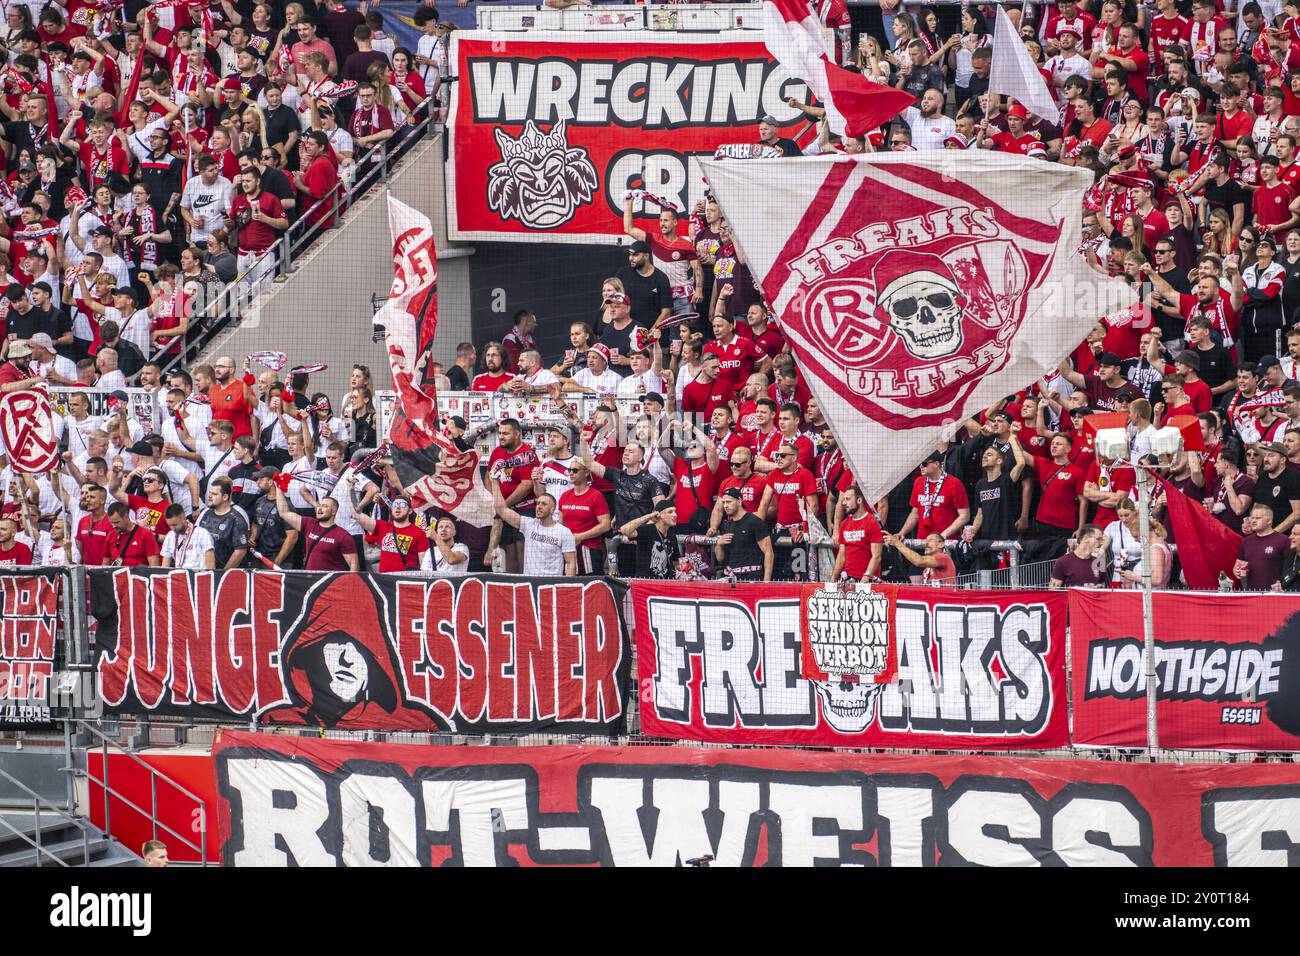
227, 461, 261, 513
197, 505, 250, 567
263, 105, 300, 169
252, 495, 288, 560
1251, 466, 1300, 528
773, 137, 802, 157
1202, 177, 1247, 218
596, 319, 643, 378
607, 466, 664, 527
259, 165, 296, 205
1195, 343, 1233, 391
974, 473, 1017, 542
615, 265, 673, 327
446, 364, 470, 391
719, 511, 771, 574
6, 305, 56, 341
635, 522, 680, 579
3, 119, 42, 162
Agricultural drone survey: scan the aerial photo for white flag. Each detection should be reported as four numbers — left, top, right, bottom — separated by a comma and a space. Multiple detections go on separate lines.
988, 5, 1059, 121
703, 152, 1129, 505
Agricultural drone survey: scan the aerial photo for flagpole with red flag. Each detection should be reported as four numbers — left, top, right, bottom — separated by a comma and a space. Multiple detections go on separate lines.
1161, 479, 1243, 590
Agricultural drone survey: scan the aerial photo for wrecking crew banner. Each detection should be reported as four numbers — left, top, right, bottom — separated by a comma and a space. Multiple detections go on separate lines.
89, 569, 629, 735
0, 571, 61, 728
213, 731, 1300, 866
632, 582, 1068, 749
447, 31, 809, 243
1071, 590, 1300, 751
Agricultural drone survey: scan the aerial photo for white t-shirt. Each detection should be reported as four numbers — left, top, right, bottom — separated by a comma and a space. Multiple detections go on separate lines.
901, 107, 957, 151
33, 353, 76, 383
573, 366, 623, 397
282, 454, 316, 509
180, 174, 233, 242
99, 254, 131, 288
618, 370, 666, 398
416, 33, 440, 87
114, 307, 154, 357
96, 370, 127, 391
161, 523, 216, 569
539, 454, 576, 502
125, 118, 168, 163
519, 515, 575, 577
424, 541, 470, 575
325, 466, 375, 536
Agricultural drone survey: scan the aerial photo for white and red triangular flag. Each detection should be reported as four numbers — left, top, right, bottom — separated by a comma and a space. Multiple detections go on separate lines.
703, 151, 1130, 504
988, 5, 1059, 121
764, 0, 913, 138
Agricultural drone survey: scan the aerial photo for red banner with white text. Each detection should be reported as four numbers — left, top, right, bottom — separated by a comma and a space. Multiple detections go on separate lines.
1071, 589, 1300, 751
447, 31, 810, 243
632, 581, 1068, 750
212, 731, 1300, 866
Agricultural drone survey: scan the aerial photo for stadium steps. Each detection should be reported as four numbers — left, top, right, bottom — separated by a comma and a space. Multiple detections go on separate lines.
194, 129, 475, 404
0, 811, 142, 867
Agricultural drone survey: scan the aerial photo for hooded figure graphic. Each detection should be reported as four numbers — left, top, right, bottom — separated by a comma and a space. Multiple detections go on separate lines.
261, 575, 453, 731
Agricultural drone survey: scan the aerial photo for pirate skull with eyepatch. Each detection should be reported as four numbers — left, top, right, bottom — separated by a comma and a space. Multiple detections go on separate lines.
872, 250, 967, 360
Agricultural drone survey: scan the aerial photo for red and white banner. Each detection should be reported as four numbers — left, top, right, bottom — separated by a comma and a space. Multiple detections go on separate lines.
632, 581, 1068, 750
376, 195, 491, 524
1071, 590, 1300, 751
213, 731, 1300, 865
0, 572, 60, 728
702, 153, 1130, 504
447, 31, 810, 243
0, 381, 58, 473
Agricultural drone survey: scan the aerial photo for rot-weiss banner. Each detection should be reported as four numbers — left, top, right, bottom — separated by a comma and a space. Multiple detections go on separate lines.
89, 569, 629, 735
213, 731, 1300, 866
632, 581, 1068, 749
446, 31, 810, 243
1071, 589, 1300, 751
0, 571, 61, 729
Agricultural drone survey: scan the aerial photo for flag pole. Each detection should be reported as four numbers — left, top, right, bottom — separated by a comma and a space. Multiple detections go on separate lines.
1134, 465, 1158, 755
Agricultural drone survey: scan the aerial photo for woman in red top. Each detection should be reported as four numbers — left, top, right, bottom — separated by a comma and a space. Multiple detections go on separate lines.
391, 49, 428, 113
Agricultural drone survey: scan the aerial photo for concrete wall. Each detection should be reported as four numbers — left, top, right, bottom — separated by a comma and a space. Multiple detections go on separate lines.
201, 133, 474, 404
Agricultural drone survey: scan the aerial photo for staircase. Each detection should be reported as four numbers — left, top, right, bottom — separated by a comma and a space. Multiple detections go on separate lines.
0, 810, 141, 867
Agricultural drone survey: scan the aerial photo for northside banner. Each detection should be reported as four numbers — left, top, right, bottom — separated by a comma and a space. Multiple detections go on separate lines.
447, 31, 810, 243
1071, 590, 1300, 751
0, 571, 61, 729
631, 581, 1068, 750
213, 731, 1300, 866
89, 569, 629, 736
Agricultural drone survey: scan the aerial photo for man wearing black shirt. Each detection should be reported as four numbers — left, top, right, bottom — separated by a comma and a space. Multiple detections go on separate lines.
1151, 237, 1191, 345
98, 320, 145, 380
1187, 316, 1234, 395
260, 85, 301, 172
1252, 443, 1300, 532
250, 468, 298, 568
967, 435, 1028, 569
446, 343, 475, 391
615, 241, 672, 330
1201, 154, 1247, 234
758, 114, 802, 157
0, 88, 50, 164
587, 439, 664, 574
227, 436, 262, 514
716, 487, 773, 581
620, 500, 680, 579
4, 284, 56, 340
596, 290, 644, 378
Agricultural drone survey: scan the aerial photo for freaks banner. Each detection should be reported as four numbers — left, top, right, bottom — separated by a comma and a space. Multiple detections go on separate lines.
632, 582, 1068, 749
447, 31, 809, 243
89, 569, 629, 735
1071, 590, 1300, 751
212, 731, 1300, 866
0, 571, 61, 729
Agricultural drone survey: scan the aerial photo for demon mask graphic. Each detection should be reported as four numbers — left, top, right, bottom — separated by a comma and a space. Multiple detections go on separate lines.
486, 120, 598, 229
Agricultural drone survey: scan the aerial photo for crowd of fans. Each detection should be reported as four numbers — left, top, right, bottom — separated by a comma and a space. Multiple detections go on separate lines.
10, 0, 1300, 590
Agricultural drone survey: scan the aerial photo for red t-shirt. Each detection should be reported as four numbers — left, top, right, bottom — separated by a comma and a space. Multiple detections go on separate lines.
992, 131, 1040, 155
76, 514, 114, 567
301, 517, 356, 571
768, 466, 817, 527
682, 377, 730, 416
1254, 182, 1295, 239
1178, 290, 1239, 342
703, 336, 760, 397
711, 430, 748, 468
717, 473, 767, 513
366, 519, 429, 572
1106, 46, 1149, 101
909, 473, 969, 538
1148, 14, 1191, 62
749, 426, 784, 462
1033, 457, 1085, 530
126, 494, 169, 537
0, 540, 32, 566
229, 190, 285, 254
471, 372, 514, 392
0, 361, 28, 386
737, 321, 786, 359
768, 381, 812, 414
838, 511, 884, 580
104, 524, 162, 566
673, 458, 716, 525
782, 431, 816, 470
486, 443, 538, 511
210, 380, 254, 440
1215, 108, 1254, 144
1184, 378, 1212, 413
1085, 460, 1136, 526
77, 139, 130, 191
558, 485, 609, 550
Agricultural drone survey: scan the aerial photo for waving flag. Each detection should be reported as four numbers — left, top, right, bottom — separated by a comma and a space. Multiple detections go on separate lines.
988, 5, 1059, 121
248, 350, 287, 371
374, 195, 492, 527
0, 381, 57, 473
703, 151, 1129, 504
1162, 482, 1241, 590
763, 0, 913, 138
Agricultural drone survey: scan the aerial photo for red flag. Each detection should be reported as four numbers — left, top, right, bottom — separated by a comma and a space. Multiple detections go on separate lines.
1162, 482, 1241, 590
763, 0, 913, 139
115, 48, 145, 127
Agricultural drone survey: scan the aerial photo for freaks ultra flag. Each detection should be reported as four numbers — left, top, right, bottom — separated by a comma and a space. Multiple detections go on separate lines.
374, 194, 491, 525
703, 152, 1130, 504
763, 0, 912, 138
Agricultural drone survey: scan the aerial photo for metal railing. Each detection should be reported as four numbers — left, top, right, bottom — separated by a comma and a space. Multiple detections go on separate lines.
149, 104, 443, 379
0, 765, 90, 867
74, 720, 208, 867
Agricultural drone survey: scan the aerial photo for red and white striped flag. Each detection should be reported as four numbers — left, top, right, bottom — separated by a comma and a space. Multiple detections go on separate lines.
763, 0, 913, 138
703, 152, 1131, 504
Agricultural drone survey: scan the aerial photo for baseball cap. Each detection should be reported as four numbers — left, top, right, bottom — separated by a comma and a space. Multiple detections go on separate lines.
1095, 351, 1123, 367
1174, 349, 1200, 371
127, 440, 155, 457
6, 340, 31, 358
628, 240, 651, 254
1257, 441, 1288, 455
989, 410, 1013, 423
109, 389, 129, 401
587, 343, 611, 362
114, 287, 138, 305
90, 225, 114, 237
642, 392, 664, 405
1007, 104, 1028, 119
1257, 354, 1282, 374
447, 414, 467, 430
721, 488, 743, 500
1115, 387, 1140, 403
922, 450, 944, 465
17, 162, 34, 174
28, 332, 53, 351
